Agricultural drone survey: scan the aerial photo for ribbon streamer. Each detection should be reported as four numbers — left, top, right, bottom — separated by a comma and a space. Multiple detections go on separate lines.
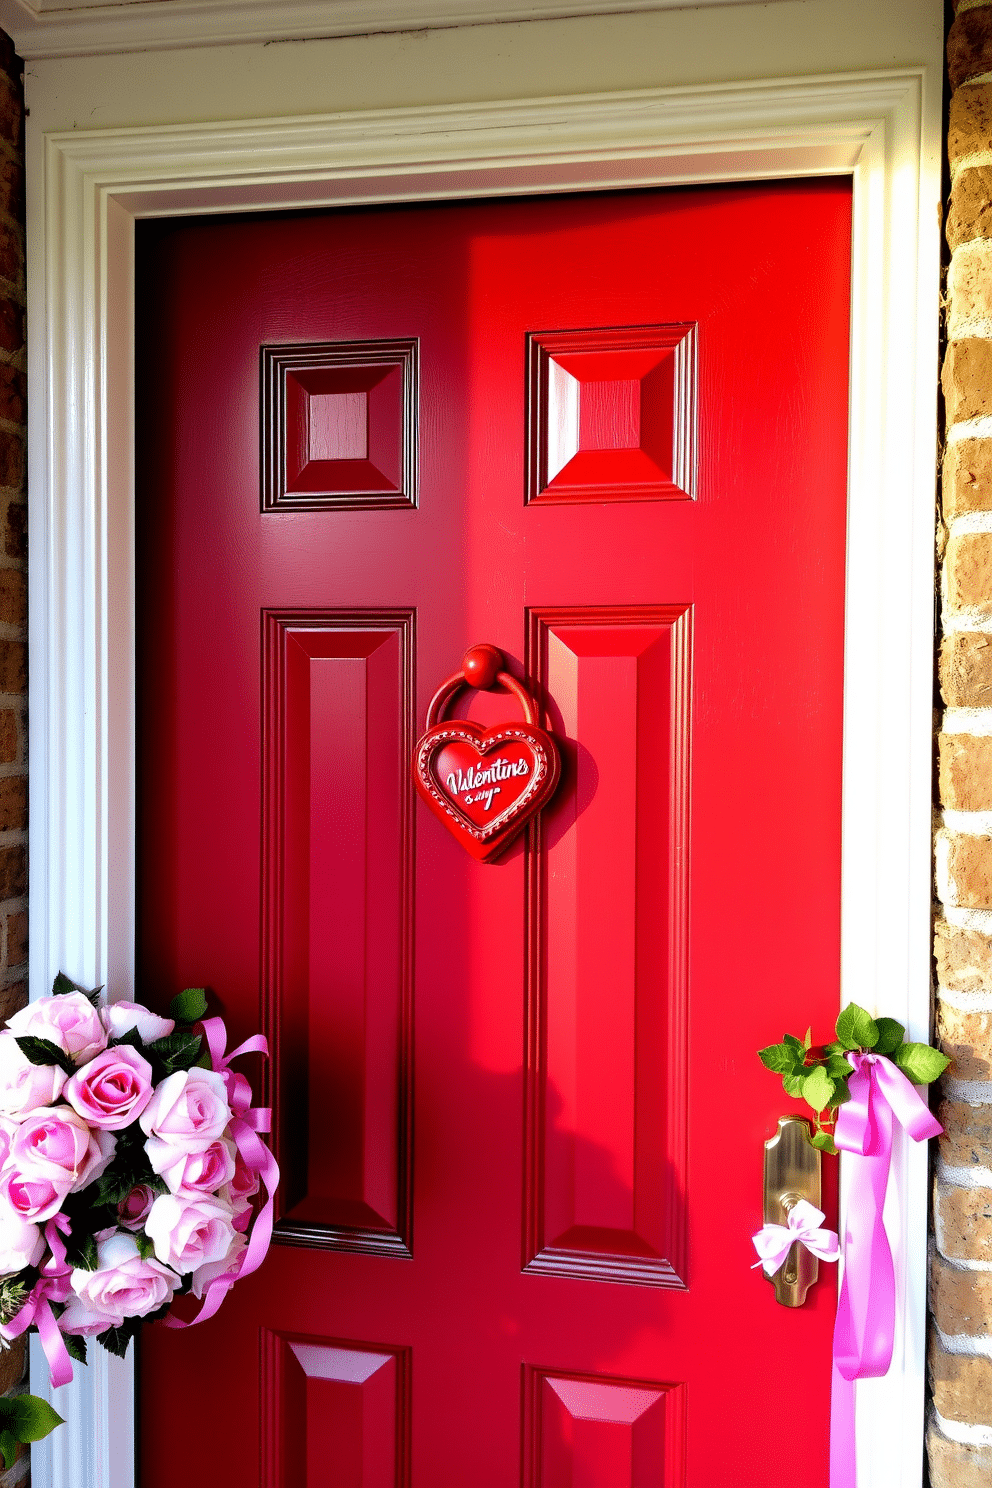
162, 1016, 279, 1331
751, 1199, 839, 1276
830, 1052, 942, 1488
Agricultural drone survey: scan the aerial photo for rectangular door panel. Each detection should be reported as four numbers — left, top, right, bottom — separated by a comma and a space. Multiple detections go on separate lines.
263, 1331, 411, 1487
525, 1368, 686, 1488
524, 607, 690, 1285
263, 611, 415, 1255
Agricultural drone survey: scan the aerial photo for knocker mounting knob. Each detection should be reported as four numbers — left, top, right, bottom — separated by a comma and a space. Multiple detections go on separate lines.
413, 644, 561, 862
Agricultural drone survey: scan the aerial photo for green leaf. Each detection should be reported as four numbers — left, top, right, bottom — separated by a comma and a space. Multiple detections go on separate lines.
146, 1030, 202, 1077
168, 987, 208, 1025
14, 1036, 75, 1077
66, 1232, 98, 1273
108, 1027, 144, 1053
824, 1041, 845, 1055
63, 1333, 87, 1365
5, 1394, 65, 1442
96, 1320, 140, 1359
801, 1065, 836, 1113
825, 1054, 854, 1079
873, 1017, 905, 1056
0, 1429, 16, 1470
811, 1130, 838, 1155
135, 1231, 154, 1262
894, 1042, 952, 1086
51, 972, 103, 1008
783, 1033, 804, 1054
803, 1026, 812, 1050
759, 1042, 797, 1074
835, 1003, 879, 1051
782, 1072, 805, 1098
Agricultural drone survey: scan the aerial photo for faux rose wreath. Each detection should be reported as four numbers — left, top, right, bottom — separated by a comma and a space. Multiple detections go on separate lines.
0, 975, 278, 1463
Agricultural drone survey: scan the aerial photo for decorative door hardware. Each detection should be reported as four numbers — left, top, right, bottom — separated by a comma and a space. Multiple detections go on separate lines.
755, 1116, 829, 1307
413, 644, 561, 862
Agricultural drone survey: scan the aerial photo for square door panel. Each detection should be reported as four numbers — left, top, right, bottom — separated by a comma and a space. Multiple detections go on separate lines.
526, 325, 697, 503
262, 339, 418, 511
524, 1368, 686, 1488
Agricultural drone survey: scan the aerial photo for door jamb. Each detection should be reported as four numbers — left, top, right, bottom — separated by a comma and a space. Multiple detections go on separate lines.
26, 71, 940, 1488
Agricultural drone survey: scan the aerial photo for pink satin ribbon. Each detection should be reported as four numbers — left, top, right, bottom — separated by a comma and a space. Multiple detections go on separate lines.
829, 1052, 942, 1488
752, 1199, 839, 1276
2, 1214, 74, 1387
162, 1016, 279, 1330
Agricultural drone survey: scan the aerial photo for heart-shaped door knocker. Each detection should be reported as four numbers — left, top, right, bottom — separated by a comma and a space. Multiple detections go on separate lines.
413, 644, 561, 862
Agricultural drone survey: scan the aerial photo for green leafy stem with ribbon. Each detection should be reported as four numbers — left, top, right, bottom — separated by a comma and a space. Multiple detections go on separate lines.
758, 1002, 950, 1155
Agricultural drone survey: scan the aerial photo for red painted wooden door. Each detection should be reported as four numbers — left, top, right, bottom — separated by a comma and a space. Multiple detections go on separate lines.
134, 180, 850, 1487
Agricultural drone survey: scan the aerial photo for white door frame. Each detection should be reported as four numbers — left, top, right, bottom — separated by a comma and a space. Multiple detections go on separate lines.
26, 70, 940, 1488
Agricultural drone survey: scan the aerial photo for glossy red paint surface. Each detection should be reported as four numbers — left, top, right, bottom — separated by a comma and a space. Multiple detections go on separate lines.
135, 180, 851, 1487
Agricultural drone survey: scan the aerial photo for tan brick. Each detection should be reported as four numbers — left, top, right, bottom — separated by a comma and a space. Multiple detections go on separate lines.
950, 83, 992, 170
950, 8, 992, 91
7, 909, 26, 970
944, 438, 992, 515
943, 338, 992, 423
936, 921, 992, 992
936, 1180, 992, 1262
940, 631, 992, 705
930, 1338, 992, 1425
932, 1250, 992, 1335
946, 531, 992, 614
939, 1003, 992, 1079
928, 1426, 992, 1488
940, 732, 992, 809
0, 845, 26, 902
939, 1099, 992, 1169
945, 831, 992, 909
950, 241, 992, 328
0, 777, 25, 836
0, 570, 25, 632
948, 165, 992, 249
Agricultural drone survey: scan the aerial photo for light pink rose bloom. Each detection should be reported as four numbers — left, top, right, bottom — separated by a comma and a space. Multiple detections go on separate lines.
145, 1193, 236, 1274
64, 1046, 154, 1131
0, 1162, 69, 1222
62, 1230, 178, 1332
138, 1068, 231, 1152
117, 1184, 155, 1232
0, 1033, 66, 1118
145, 1135, 235, 1198
190, 1227, 246, 1300
100, 1001, 174, 1044
0, 1208, 44, 1276
10, 1106, 116, 1193
222, 1149, 260, 1220
6, 993, 107, 1064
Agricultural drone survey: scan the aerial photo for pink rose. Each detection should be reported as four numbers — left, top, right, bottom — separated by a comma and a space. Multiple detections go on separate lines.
145, 1193, 236, 1273
139, 1068, 231, 1152
6, 993, 107, 1064
62, 1231, 177, 1332
64, 1046, 154, 1130
222, 1149, 260, 1219
190, 1227, 246, 1299
0, 1163, 68, 1222
117, 1184, 154, 1232
0, 1033, 66, 1118
145, 1136, 235, 1198
10, 1106, 116, 1193
100, 1001, 174, 1044
0, 1208, 44, 1275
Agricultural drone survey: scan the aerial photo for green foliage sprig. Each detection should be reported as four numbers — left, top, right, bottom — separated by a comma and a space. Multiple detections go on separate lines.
758, 1002, 950, 1155
0, 1395, 63, 1468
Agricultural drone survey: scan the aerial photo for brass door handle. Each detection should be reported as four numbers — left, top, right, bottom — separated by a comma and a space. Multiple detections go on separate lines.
762, 1116, 822, 1306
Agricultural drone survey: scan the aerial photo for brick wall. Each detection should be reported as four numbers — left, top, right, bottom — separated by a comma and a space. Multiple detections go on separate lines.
933, 3, 992, 1482
0, 26, 27, 1486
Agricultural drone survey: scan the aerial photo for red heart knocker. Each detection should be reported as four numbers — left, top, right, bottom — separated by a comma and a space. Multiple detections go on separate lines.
413, 644, 561, 862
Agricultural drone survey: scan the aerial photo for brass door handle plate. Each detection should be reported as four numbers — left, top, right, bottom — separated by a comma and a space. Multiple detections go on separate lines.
762, 1116, 822, 1306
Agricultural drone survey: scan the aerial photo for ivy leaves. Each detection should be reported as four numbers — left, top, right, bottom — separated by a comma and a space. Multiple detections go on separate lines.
0, 1394, 64, 1468
758, 1003, 951, 1154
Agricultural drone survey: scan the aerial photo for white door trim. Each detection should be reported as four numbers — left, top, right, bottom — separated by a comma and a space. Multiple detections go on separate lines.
26, 69, 941, 1488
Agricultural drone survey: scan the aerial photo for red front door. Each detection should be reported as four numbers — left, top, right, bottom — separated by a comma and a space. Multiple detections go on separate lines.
134, 180, 850, 1486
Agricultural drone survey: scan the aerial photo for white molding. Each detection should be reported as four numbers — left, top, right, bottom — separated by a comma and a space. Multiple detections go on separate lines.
0, 0, 782, 62
26, 71, 941, 1488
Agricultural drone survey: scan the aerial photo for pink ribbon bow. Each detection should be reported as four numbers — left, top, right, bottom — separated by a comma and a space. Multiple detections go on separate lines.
751, 1199, 839, 1276
829, 1051, 942, 1488
161, 1016, 279, 1331
1, 1215, 74, 1388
